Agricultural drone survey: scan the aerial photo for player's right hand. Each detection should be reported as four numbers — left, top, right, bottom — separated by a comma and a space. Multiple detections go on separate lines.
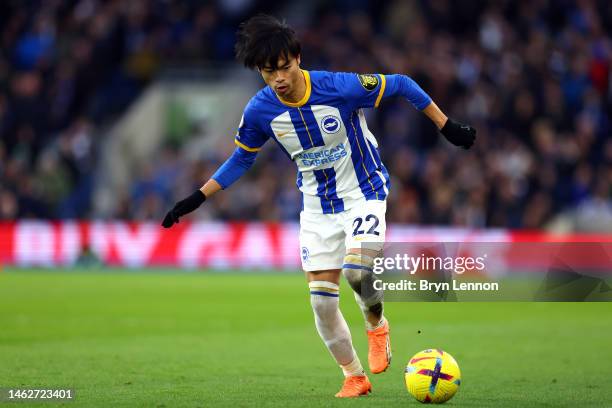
161, 190, 206, 228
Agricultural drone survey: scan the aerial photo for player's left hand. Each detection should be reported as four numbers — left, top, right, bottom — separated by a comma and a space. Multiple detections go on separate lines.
161, 190, 206, 228
440, 118, 476, 149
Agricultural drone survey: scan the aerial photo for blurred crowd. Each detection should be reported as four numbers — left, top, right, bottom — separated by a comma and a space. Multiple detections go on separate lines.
1, 0, 611, 229
0, 0, 247, 219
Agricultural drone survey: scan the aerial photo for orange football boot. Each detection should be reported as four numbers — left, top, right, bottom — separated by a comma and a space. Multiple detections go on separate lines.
367, 319, 391, 373
335, 375, 372, 398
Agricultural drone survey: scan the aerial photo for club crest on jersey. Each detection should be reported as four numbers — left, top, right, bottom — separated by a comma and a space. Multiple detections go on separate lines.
358, 74, 379, 91
321, 115, 341, 134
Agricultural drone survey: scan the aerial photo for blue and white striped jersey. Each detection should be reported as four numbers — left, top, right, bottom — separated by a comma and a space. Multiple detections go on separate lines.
234, 70, 431, 214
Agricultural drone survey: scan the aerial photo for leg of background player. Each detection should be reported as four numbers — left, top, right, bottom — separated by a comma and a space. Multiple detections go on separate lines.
306, 269, 371, 397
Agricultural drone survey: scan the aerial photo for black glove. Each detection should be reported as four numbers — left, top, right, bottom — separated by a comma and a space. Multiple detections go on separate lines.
161, 190, 206, 228
440, 118, 476, 149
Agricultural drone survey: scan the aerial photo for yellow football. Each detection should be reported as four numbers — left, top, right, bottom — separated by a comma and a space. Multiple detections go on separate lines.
405, 349, 461, 403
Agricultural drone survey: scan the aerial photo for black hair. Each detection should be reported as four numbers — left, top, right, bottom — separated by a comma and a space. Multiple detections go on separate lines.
235, 14, 301, 70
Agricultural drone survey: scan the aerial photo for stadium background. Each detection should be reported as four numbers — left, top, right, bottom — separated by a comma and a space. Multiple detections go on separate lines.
0, 0, 610, 229
0, 1, 611, 407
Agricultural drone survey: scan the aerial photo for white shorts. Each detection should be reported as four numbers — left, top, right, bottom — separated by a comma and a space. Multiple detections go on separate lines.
299, 199, 387, 271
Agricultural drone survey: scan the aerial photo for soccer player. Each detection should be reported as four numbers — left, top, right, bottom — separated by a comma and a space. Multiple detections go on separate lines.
162, 15, 475, 398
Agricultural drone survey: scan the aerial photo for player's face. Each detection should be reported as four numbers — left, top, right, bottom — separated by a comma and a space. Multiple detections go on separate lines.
260, 54, 302, 100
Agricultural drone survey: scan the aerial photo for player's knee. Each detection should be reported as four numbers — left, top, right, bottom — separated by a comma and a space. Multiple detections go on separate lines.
342, 252, 374, 290
309, 281, 340, 316
342, 252, 382, 306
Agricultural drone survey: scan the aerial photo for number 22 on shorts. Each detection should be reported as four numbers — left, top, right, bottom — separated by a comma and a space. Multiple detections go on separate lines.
352, 214, 380, 236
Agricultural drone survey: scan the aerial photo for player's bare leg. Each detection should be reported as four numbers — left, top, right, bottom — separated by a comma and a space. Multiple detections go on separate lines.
342, 249, 391, 374
306, 269, 371, 397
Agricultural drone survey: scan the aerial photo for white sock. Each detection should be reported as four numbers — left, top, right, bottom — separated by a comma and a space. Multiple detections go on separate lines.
309, 281, 361, 372
341, 355, 366, 377
354, 291, 385, 330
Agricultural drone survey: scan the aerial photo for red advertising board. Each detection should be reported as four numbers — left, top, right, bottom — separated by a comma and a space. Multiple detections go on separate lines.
0, 222, 609, 271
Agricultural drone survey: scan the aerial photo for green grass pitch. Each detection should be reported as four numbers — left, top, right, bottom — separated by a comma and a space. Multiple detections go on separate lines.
1, 269, 611, 407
